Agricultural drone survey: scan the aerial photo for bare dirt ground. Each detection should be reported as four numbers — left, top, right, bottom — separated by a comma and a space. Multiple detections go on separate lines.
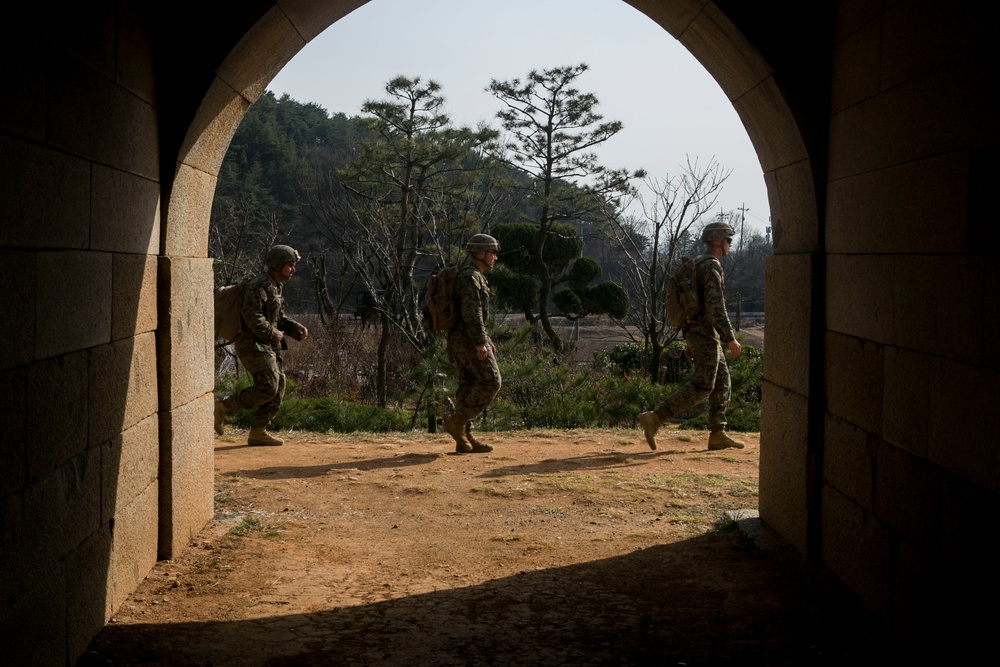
81, 427, 891, 666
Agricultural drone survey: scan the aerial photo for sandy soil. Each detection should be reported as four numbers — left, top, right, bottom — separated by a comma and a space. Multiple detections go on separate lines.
81, 427, 890, 666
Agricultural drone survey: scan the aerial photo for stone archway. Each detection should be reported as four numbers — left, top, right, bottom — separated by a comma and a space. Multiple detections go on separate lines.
7, 3, 998, 664
159, 0, 821, 556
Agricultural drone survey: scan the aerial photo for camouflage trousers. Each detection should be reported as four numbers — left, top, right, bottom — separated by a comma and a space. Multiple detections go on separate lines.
449, 342, 502, 422
228, 339, 285, 428
655, 331, 730, 430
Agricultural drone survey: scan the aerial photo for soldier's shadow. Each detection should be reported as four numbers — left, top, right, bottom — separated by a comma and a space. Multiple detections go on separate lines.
479, 449, 685, 478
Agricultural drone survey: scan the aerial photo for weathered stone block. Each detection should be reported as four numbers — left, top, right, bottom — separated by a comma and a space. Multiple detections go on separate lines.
823, 414, 874, 511
163, 164, 217, 258
158, 393, 214, 558
23, 447, 102, 582
91, 164, 160, 255
157, 257, 215, 410
833, 0, 884, 43
89, 333, 159, 447
217, 5, 305, 103
732, 78, 809, 173
36, 251, 113, 359
759, 381, 808, 553
0, 367, 26, 498
826, 255, 893, 344
48, 54, 159, 180
893, 256, 981, 365
828, 84, 916, 181
55, 2, 116, 80
874, 442, 941, 550
176, 80, 250, 178
113, 253, 158, 340
831, 54, 997, 180
0, 250, 35, 371
984, 257, 1000, 372
831, 16, 880, 113
0, 492, 23, 609
825, 331, 884, 436
827, 152, 969, 254
0, 136, 90, 249
889, 539, 934, 648
282, 0, 400, 41
27, 350, 89, 482
881, 1, 987, 89
763, 254, 811, 396
2, 561, 67, 667
765, 160, 819, 255
620, 0, 709, 40
103, 413, 159, 523
117, 2, 156, 105
679, 2, 772, 100
883, 346, 929, 457
107, 482, 158, 614
66, 523, 112, 661
820, 484, 892, 618
0, 25, 45, 141
940, 473, 1000, 565
927, 358, 1000, 491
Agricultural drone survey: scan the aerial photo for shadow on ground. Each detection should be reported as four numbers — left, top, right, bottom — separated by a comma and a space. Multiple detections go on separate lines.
80, 524, 896, 666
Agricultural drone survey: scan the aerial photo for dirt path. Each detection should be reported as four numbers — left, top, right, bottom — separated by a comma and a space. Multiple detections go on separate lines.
81, 428, 889, 666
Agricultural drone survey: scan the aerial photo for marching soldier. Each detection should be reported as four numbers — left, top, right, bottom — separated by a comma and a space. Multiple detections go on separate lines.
638, 222, 745, 451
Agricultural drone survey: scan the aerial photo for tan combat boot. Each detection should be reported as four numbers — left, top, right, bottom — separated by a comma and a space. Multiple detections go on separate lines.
214, 399, 230, 436
637, 411, 661, 450
708, 430, 745, 451
248, 427, 283, 446
444, 415, 472, 453
465, 423, 493, 453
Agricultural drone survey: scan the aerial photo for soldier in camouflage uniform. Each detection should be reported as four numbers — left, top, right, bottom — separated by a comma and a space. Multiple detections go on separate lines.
638, 222, 745, 451
214, 245, 309, 446
444, 234, 502, 454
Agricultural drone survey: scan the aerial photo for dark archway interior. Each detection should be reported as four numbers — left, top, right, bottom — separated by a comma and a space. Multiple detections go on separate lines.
1, 1, 997, 663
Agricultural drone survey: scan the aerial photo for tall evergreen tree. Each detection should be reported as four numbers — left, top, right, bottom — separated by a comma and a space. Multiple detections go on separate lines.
487, 64, 643, 351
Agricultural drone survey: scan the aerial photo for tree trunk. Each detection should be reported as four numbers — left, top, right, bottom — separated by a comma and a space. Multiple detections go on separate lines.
376, 310, 391, 408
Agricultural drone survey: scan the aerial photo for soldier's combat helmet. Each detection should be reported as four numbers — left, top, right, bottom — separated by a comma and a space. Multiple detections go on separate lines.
466, 234, 500, 254
700, 221, 736, 243
265, 245, 301, 269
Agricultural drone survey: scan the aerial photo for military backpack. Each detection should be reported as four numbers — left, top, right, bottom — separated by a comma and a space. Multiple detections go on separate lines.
214, 281, 248, 343
422, 265, 460, 333
665, 256, 711, 328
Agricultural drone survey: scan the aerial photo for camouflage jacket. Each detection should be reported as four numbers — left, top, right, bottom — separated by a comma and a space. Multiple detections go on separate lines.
685, 254, 736, 343
449, 262, 491, 348
237, 271, 303, 350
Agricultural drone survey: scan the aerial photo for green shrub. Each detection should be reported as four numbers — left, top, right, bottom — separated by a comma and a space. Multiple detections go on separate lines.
220, 325, 764, 434
228, 395, 412, 433
677, 345, 763, 432
597, 342, 645, 376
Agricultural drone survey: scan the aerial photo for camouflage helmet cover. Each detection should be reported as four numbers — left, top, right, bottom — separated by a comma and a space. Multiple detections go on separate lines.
700, 221, 736, 243
266, 245, 301, 269
466, 233, 500, 254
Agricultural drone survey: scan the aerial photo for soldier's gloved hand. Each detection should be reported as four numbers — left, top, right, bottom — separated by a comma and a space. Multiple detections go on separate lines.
728, 339, 742, 359
476, 344, 488, 361
298, 326, 309, 340
273, 330, 284, 346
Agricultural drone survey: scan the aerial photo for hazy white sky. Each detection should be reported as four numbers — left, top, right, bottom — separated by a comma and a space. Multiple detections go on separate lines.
267, 0, 771, 232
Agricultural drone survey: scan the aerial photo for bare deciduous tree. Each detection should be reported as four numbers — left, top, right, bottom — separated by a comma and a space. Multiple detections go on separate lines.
304, 76, 496, 406
603, 156, 731, 382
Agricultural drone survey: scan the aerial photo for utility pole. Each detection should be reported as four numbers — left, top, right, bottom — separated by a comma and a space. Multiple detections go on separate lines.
737, 203, 748, 252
